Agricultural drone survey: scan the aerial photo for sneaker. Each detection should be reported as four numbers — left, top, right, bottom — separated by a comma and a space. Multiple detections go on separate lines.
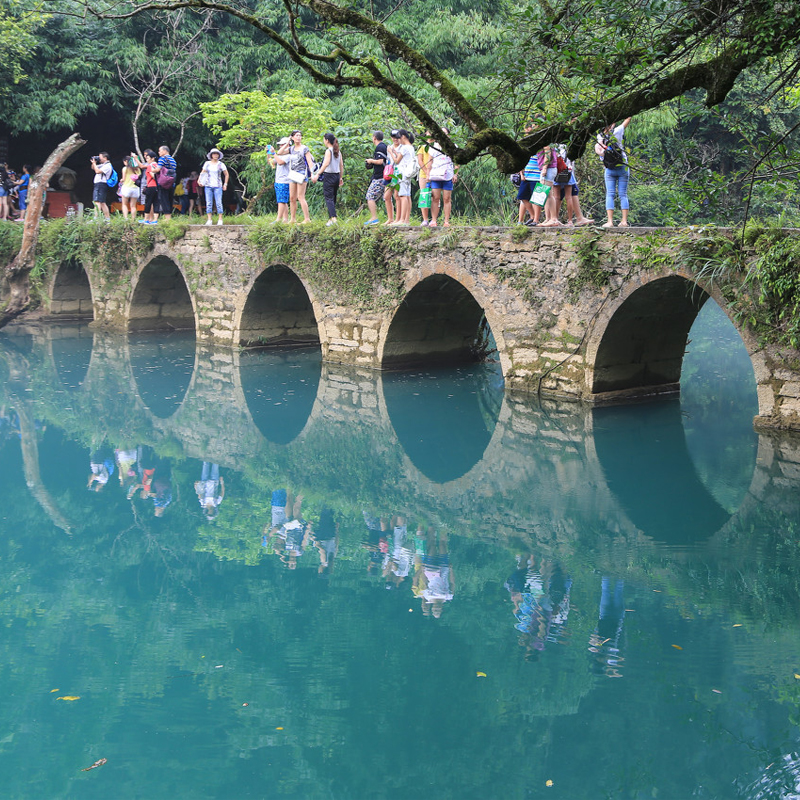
205, 220, 213, 226
217, 218, 223, 226
363, 219, 380, 226
326, 218, 337, 226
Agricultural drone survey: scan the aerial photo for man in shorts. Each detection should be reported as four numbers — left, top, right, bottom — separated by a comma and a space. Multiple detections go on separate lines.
364, 131, 388, 225
91, 153, 112, 221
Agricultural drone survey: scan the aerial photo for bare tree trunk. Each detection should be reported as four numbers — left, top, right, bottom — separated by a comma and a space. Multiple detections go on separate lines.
1, 132, 87, 330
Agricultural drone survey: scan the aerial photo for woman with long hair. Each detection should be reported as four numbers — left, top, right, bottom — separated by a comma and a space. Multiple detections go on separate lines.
312, 133, 344, 225
120, 153, 142, 221
287, 130, 314, 224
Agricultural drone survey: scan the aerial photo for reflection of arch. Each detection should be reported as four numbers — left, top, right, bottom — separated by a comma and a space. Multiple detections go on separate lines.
588, 275, 708, 398
382, 363, 504, 483
128, 255, 196, 332
592, 399, 753, 544
239, 347, 322, 445
128, 333, 197, 420
49, 325, 94, 390
49, 261, 94, 319
381, 274, 496, 370
238, 265, 321, 348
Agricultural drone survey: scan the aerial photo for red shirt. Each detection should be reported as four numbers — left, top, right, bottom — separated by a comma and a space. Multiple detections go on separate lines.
146, 163, 158, 188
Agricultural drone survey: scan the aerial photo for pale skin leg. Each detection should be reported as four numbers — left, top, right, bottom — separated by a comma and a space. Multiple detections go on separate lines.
384, 187, 396, 224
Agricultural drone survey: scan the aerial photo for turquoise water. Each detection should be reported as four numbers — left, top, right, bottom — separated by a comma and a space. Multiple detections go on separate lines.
1, 302, 799, 799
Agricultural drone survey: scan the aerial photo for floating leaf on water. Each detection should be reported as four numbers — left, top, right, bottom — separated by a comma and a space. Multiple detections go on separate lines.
215, 665, 224, 669
671, 645, 683, 650
476, 671, 487, 678
81, 758, 107, 772
712, 689, 722, 694
57, 696, 80, 701
546, 779, 554, 787
794, 674, 800, 680
733, 623, 743, 628
275, 727, 284, 730
50, 689, 60, 693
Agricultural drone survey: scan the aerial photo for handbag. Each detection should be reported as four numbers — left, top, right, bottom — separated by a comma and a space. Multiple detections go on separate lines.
555, 155, 572, 184
531, 181, 551, 208
383, 163, 394, 181
417, 188, 432, 209
197, 171, 208, 188
287, 169, 306, 184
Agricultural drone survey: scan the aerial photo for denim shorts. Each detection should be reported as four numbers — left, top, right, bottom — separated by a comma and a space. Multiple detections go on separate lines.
429, 179, 454, 192
0, 187, 7, 198
544, 166, 558, 184
398, 178, 412, 197
92, 183, 108, 204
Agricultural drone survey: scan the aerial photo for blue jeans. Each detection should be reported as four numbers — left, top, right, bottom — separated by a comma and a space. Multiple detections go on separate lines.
604, 166, 629, 210
205, 185, 223, 215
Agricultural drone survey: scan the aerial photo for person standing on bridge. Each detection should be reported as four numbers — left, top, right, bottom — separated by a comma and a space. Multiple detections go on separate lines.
201, 148, 229, 226
312, 133, 344, 226
596, 117, 632, 227
288, 130, 314, 224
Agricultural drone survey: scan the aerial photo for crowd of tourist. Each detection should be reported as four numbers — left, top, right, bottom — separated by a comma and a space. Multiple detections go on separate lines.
5, 118, 632, 227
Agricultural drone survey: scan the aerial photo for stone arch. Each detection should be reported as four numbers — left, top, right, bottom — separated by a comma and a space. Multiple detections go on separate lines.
48, 260, 94, 319
585, 272, 763, 409
236, 264, 321, 348
380, 270, 509, 372
128, 254, 196, 332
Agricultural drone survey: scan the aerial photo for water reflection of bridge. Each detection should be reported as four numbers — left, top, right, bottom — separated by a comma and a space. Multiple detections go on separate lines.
4, 325, 798, 549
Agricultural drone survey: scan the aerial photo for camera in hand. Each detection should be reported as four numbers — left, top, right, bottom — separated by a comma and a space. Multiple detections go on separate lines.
91, 156, 100, 163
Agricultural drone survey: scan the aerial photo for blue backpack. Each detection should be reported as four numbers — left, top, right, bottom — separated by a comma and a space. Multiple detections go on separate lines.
107, 167, 119, 189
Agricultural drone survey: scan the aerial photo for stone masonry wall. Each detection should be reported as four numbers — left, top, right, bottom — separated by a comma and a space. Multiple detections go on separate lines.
63, 225, 800, 431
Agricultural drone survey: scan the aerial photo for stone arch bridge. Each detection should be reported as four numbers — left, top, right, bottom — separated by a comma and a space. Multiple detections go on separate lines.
41, 224, 800, 431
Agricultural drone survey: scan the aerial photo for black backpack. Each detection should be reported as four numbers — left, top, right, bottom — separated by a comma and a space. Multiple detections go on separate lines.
602, 136, 625, 169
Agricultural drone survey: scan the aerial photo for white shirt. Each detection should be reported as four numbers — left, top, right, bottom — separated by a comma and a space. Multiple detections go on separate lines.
93, 161, 112, 184
202, 160, 227, 188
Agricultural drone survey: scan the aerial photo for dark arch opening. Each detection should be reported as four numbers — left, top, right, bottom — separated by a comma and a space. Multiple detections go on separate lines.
239, 265, 320, 348
383, 275, 490, 369
592, 275, 707, 399
129, 256, 195, 332
50, 261, 93, 319
593, 298, 758, 544
383, 363, 504, 483
239, 348, 321, 445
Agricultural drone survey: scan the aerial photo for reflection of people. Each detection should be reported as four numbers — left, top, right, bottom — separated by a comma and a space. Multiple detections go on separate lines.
314, 507, 339, 575
88, 448, 115, 492
420, 528, 455, 618
194, 462, 225, 521
264, 490, 310, 569
362, 511, 389, 576
505, 555, 572, 659
385, 516, 413, 589
588, 577, 626, 677
115, 447, 139, 491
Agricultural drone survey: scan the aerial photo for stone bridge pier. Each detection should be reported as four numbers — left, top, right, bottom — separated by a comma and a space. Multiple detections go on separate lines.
36, 225, 800, 431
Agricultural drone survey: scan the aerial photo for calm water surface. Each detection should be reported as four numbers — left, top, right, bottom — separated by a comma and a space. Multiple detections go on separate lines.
1, 303, 799, 799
